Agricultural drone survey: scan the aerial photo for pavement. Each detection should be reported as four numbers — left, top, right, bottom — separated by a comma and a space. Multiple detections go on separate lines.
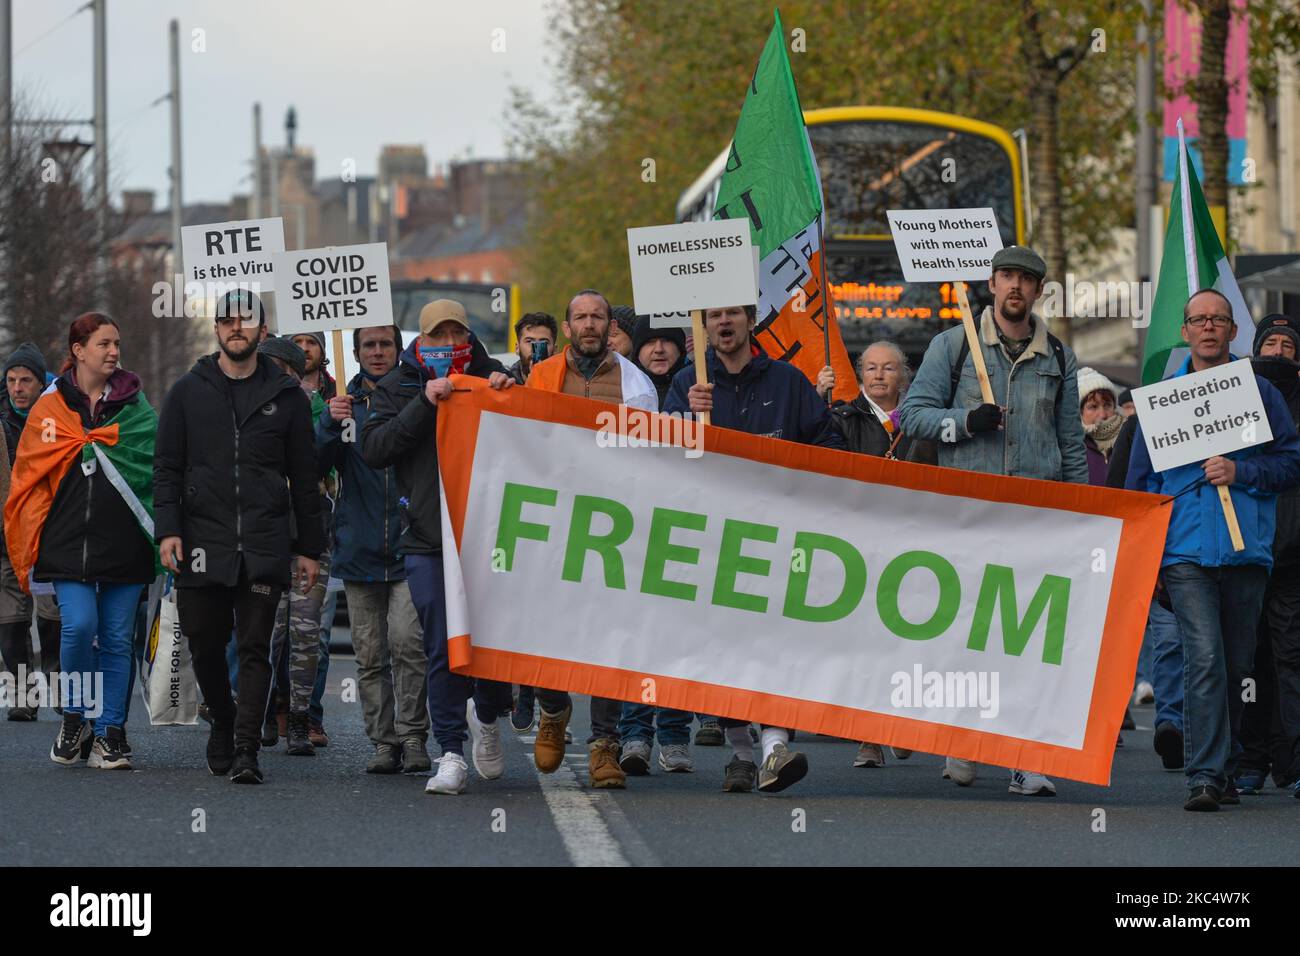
1, 654, 1296, 867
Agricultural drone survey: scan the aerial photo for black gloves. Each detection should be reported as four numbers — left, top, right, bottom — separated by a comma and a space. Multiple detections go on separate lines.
966, 403, 1003, 434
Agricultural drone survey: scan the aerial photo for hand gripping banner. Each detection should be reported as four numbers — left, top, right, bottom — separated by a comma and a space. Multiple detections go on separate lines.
438, 379, 1170, 785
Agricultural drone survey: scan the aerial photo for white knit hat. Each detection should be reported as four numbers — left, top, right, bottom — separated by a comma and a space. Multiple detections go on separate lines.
1076, 366, 1118, 407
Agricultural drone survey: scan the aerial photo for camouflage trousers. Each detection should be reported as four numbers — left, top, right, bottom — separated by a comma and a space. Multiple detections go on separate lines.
269, 550, 331, 715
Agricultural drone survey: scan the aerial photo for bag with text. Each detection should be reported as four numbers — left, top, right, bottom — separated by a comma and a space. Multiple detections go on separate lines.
139, 575, 199, 725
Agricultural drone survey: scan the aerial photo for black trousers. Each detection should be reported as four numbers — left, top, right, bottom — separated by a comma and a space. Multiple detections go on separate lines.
1239, 569, 1300, 785
535, 689, 621, 744
178, 571, 284, 751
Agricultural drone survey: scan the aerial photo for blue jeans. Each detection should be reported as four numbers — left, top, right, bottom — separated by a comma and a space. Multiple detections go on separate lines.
619, 703, 692, 745
1146, 599, 1184, 731
1162, 563, 1268, 792
404, 553, 511, 755
54, 581, 144, 730
310, 588, 337, 723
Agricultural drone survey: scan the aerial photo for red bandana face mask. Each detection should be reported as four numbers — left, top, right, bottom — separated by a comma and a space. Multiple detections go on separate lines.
418, 342, 473, 377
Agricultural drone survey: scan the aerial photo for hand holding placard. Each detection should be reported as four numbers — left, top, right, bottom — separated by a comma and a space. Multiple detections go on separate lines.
1132, 360, 1269, 553
887, 208, 1003, 407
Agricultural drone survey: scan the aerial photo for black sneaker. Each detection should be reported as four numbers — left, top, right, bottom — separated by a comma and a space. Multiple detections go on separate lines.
510, 689, 536, 734
88, 727, 132, 770
1121, 707, 1136, 730
286, 713, 315, 756
7, 705, 37, 721
1220, 783, 1241, 806
1154, 721, 1184, 771
206, 723, 235, 775
694, 719, 724, 746
722, 755, 756, 792
118, 726, 131, 757
50, 712, 92, 765
261, 713, 279, 748
230, 747, 264, 784
1184, 784, 1220, 812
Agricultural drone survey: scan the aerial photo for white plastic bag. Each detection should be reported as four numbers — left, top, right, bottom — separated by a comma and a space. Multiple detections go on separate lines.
140, 575, 198, 725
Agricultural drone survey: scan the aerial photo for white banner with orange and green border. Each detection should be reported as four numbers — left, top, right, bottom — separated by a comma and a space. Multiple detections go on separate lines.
439, 380, 1170, 785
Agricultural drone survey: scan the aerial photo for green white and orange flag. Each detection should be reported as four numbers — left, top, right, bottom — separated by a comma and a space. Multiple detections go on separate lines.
4, 385, 159, 591
712, 9, 857, 403
1141, 118, 1254, 385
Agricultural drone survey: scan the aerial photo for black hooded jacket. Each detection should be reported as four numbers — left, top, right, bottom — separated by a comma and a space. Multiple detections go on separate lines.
153, 352, 325, 588
361, 336, 505, 556
1253, 356, 1300, 568
631, 318, 687, 410
36, 370, 157, 585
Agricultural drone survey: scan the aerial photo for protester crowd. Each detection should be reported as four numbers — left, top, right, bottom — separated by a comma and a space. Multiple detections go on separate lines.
3, 242, 1300, 812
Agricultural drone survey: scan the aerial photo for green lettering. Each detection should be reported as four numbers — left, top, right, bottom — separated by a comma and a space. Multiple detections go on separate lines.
876, 550, 961, 641
494, 482, 556, 571
782, 531, 866, 623
561, 495, 634, 588
967, 564, 1070, 665
711, 519, 778, 613
640, 507, 707, 602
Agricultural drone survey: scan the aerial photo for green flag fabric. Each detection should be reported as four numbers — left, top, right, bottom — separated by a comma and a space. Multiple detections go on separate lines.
1142, 119, 1254, 385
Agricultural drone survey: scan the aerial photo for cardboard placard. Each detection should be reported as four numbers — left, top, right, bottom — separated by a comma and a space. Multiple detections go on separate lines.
886, 208, 1003, 284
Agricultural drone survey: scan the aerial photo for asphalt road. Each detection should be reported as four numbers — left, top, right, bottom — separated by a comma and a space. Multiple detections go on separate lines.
1, 654, 1296, 867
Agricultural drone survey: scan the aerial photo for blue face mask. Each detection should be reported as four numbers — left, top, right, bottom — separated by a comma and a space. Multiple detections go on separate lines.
418, 346, 454, 378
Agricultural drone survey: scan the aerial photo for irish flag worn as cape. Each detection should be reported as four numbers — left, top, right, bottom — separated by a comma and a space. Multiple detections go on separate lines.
1142, 118, 1254, 385
712, 9, 857, 403
4, 383, 159, 591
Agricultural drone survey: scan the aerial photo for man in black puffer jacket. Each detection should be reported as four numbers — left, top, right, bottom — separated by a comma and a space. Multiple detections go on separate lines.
1238, 314, 1300, 794
630, 316, 687, 411
362, 299, 514, 795
154, 290, 324, 783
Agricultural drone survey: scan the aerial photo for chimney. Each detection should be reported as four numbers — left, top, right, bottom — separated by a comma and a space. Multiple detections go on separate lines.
121, 189, 155, 221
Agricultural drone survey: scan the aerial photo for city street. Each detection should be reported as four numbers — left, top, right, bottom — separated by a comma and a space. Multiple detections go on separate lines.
1, 655, 1294, 867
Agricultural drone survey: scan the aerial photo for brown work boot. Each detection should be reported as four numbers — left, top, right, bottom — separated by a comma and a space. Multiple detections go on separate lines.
534, 704, 571, 773
309, 721, 329, 747
588, 738, 626, 789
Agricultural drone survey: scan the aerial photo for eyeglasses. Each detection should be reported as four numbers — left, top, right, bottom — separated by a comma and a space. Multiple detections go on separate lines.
1184, 314, 1233, 328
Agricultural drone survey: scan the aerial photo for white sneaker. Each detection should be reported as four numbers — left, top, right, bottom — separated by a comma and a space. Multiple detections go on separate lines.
425, 752, 468, 794
853, 742, 885, 768
1008, 768, 1056, 796
1133, 681, 1155, 706
467, 701, 505, 780
944, 756, 977, 786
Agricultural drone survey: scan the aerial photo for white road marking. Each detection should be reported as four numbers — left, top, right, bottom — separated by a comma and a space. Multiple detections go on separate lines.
533, 754, 629, 868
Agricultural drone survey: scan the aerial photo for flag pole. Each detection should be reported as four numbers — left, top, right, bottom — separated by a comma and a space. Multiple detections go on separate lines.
1178, 118, 1243, 552
815, 217, 833, 404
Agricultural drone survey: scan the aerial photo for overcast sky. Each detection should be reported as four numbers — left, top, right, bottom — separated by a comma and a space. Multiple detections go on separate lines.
13, 0, 555, 205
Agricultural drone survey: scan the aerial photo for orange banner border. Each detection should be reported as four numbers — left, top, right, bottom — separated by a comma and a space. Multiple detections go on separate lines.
437, 378, 1171, 785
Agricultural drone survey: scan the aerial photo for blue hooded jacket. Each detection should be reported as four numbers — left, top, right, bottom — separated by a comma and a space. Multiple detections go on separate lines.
1126, 354, 1300, 569
662, 345, 843, 448
317, 371, 405, 582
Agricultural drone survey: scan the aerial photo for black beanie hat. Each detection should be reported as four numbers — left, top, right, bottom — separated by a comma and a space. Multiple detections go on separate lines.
257, 336, 307, 378
631, 315, 686, 359
1253, 313, 1300, 356
611, 305, 638, 338
4, 342, 47, 382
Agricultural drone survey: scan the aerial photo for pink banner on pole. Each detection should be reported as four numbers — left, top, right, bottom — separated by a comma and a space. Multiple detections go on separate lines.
1162, 0, 1249, 183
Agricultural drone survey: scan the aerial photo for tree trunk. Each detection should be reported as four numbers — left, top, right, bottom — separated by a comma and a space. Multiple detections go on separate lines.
1030, 69, 1071, 345
1194, 0, 1231, 239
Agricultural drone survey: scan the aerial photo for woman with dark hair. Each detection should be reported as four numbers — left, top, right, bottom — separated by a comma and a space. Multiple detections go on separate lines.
5, 312, 158, 769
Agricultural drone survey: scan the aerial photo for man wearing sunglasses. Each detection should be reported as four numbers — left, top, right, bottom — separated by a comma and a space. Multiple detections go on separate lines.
1127, 288, 1300, 812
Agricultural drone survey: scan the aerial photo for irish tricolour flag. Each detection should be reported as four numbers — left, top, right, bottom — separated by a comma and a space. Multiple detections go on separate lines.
1142, 118, 1254, 385
712, 9, 857, 403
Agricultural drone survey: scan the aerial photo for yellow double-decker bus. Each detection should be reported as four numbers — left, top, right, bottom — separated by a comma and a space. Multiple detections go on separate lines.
676, 107, 1026, 365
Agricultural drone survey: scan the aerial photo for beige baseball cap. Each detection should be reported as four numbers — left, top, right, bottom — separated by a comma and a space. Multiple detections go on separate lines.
419, 299, 470, 336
